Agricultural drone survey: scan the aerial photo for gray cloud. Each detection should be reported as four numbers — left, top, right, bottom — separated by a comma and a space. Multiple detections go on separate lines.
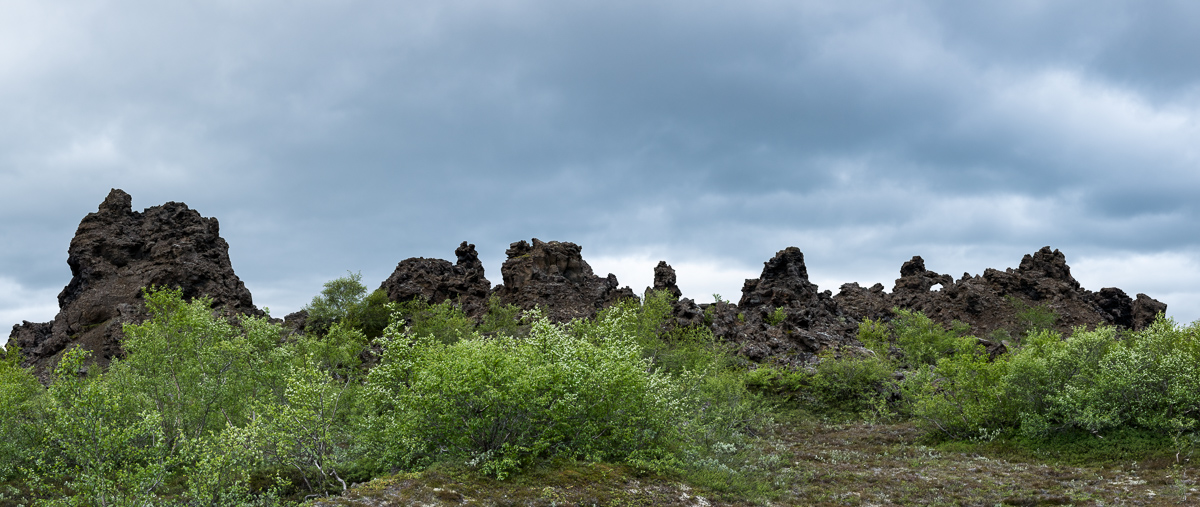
3, 0, 1199, 336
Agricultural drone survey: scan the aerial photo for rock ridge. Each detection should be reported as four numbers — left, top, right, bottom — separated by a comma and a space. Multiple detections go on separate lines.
834, 246, 1167, 337
8, 190, 1170, 369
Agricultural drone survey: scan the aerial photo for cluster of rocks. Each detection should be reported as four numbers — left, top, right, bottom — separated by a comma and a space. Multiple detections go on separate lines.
379, 238, 636, 323
378, 241, 493, 320
651, 249, 856, 363
835, 247, 1167, 338
7, 190, 1170, 376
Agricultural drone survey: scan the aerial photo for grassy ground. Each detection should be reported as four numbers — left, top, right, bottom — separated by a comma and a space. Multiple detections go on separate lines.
309, 416, 1200, 507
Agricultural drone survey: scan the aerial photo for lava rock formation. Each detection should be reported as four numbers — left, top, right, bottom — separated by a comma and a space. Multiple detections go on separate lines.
696, 247, 856, 363
378, 241, 493, 320
834, 247, 1167, 337
8, 189, 259, 378
492, 239, 636, 322
7, 190, 1170, 372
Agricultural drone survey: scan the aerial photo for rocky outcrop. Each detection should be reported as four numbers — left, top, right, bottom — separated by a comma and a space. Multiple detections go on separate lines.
492, 239, 636, 322
834, 246, 1167, 337
645, 261, 683, 300
8, 189, 259, 378
9, 196, 1170, 372
702, 247, 856, 363
378, 242, 493, 319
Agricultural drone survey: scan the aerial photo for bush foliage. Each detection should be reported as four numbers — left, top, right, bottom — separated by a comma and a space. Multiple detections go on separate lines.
0, 273, 1187, 503
0, 281, 765, 503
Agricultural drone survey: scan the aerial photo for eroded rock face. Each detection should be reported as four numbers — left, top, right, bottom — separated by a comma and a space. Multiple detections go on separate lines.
833, 246, 1168, 336
706, 247, 855, 363
378, 241, 493, 319
8, 189, 259, 378
645, 261, 683, 300
493, 239, 636, 322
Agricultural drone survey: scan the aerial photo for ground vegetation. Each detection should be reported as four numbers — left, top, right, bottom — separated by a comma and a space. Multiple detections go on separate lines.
1, 275, 1196, 506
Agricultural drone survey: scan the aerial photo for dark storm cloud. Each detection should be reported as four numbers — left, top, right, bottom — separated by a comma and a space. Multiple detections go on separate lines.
2, 0, 1199, 334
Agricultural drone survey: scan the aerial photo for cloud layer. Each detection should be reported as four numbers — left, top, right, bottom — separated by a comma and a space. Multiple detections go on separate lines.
3, 1, 1198, 338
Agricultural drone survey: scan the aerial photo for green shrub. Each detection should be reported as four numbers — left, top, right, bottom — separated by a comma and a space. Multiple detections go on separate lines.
856, 318, 891, 357
904, 314, 1200, 446
743, 365, 810, 405
810, 347, 898, 418
304, 273, 390, 338
120, 287, 292, 444
890, 309, 974, 367
854, 311, 973, 368
305, 272, 368, 331
391, 298, 475, 345
766, 307, 787, 326
352, 289, 393, 339
0, 347, 43, 481
179, 424, 274, 505
6, 283, 773, 498
999, 327, 1111, 438
294, 321, 371, 377
34, 347, 171, 506
905, 344, 1015, 439
478, 296, 525, 337
578, 290, 731, 377
1050, 317, 1200, 437
364, 307, 686, 479
259, 360, 359, 495
1007, 296, 1058, 340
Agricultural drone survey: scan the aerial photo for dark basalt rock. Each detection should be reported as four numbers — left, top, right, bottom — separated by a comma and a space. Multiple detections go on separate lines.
8, 189, 260, 379
283, 310, 309, 333
833, 246, 1168, 336
9, 198, 1171, 372
492, 239, 636, 322
645, 261, 683, 300
705, 247, 855, 363
894, 256, 954, 294
1131, 293, 1169, 330
378, 241, 492, 320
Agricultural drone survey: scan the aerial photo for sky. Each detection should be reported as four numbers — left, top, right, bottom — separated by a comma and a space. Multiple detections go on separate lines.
4, 0, 1200, 345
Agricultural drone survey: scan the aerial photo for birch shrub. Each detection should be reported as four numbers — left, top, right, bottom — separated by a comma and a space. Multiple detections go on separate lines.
905, 313, 1200, 446
0, 348, 41, 481
33, 347, 172, 506
363, 305, 689, 479
1029, 317, 1200, 438
119, 288, 293, 446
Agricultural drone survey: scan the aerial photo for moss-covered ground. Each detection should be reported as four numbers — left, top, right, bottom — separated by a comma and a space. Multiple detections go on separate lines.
309, 415, 1200, 507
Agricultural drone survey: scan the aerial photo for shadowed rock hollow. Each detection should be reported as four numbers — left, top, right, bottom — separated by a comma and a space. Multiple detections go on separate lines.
8, 189, 259, 378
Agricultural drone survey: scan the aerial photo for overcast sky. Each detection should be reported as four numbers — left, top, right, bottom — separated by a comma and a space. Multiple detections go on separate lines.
4, 1, 1200, 343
